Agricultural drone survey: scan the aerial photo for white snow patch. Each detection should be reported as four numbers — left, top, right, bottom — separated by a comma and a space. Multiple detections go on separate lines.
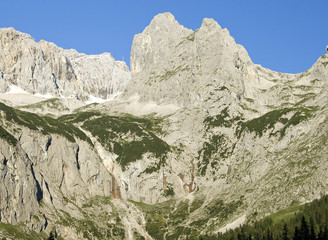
5, 85, 29, 94
219, 214, 246, 233
123, 95, 180, 116
85, 92, 122, 104
34, 93, 53, 98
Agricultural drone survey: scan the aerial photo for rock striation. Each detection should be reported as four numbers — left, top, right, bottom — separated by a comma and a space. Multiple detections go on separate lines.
0, 27, 130, 101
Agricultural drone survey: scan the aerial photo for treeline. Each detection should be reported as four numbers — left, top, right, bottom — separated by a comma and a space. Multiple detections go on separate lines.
204, 195, 328, 240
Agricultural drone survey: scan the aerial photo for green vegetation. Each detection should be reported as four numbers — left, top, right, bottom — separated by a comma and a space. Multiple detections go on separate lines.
244, 98, 255, 103
159, 65, 190, 82
0, 102, 92, 145
199, 107, 243, 175
0, 125, 17, 146
0, 222, 47, 240
18, 98, 69, 112
190, 196, 205, 213
61, 111, 170, 170
206, 198, 242, 220
239, 107, 317, 138
199, 105, 317, 176
197, 133, 233, 175
163, 185, 175, 197
130, 199, 176, 240
204, 107, 244, 130
130, 197, 243, 239
186, 30, 198, 41
57, 196, 125, 240
81, 195, 111, 208
58, 111, 102, 123
217, 195, 328, 240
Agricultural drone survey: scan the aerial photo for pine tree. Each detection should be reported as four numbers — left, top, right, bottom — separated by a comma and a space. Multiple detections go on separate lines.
266, 229, 273, 240
323, 227, 328, 240
293, 226, 300, 240
283, 223, 289, 240
309, 219, 316, 240
300, 216, 309, 240
318, 227, 324, 240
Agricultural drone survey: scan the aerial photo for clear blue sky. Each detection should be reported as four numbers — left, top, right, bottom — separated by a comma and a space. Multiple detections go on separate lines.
1, 0, 327, 73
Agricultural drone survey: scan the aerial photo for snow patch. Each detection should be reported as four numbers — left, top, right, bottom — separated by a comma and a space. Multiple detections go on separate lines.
34, 93, 53, 99
219, 214, 246, 233
123, 95, 180, 116
85, 92, 122, 105
5, 85, 29, 94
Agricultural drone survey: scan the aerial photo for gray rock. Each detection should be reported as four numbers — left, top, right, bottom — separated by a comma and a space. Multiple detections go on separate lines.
0, 27, 130, 101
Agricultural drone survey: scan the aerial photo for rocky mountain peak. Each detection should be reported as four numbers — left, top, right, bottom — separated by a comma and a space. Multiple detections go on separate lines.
0, 27, 34, 41
130, 13, 192, 74
200, 17, 223, 30
150, 12, 176, 24
126, 12, 256, 107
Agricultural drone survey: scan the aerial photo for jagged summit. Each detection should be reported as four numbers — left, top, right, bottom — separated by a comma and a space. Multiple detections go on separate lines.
201, 17, 223, 29
126, 12, 255, 107
151, 12, 176, 23
0, 27, 130, 102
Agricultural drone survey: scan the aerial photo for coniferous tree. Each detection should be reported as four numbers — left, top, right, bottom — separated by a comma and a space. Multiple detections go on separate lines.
237, 232, 243, 240
323, 227, 328, 240
293, 226, 300, 240
283, 223, 289, 240
266, 229, 273, 240
300, 216, 309, 240
318, 227, 324, 240
309, 219, 316, 240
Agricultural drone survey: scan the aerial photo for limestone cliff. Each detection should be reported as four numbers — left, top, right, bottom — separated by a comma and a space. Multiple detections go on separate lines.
0, 27, 130, 101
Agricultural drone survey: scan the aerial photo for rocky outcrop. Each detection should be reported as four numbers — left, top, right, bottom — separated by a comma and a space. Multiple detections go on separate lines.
0, 27, 130, 101
0, 103, 116, 235
0, 140, 40, 225
125, 12, 259, 109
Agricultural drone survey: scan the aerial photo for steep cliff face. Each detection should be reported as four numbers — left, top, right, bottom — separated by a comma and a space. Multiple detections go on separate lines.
0, 12, 328, 240
0, 140, 41, 225
0, 27, 130, 101
126, 12, 258, 108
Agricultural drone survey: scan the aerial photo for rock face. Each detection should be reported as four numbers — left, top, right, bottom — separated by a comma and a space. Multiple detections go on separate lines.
0, 12, 328, 240
126, 12, 258, 108
0, 27, 130, 100
0, 140, 40, 225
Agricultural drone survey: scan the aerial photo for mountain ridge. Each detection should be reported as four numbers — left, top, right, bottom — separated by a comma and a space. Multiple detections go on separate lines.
0, 12, 327, 240
0, 27, 130, 102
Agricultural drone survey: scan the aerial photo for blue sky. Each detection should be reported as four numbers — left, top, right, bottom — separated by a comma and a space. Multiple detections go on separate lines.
1, 0, 327, 73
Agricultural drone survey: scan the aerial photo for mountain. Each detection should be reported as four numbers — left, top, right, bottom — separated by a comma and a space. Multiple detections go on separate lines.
0, 12, 327, 240
0, 27, 130, 101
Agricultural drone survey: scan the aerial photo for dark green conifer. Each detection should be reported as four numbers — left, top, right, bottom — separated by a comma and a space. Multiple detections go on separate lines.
300, 216, 309, 240
293, 226, 300, 240
283, 223, 289, 240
